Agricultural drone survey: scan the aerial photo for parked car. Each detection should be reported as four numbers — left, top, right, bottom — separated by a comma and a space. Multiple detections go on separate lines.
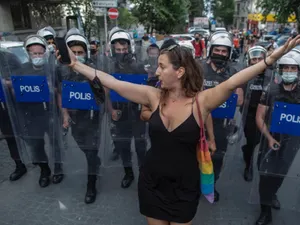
276, 35, 290, 47
0, 41, 29, 64
170, 34, 195, 45
259, 35, 276, 42
188, 28, 210, 38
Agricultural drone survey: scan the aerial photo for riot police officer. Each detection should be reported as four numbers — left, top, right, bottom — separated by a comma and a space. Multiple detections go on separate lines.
255, 48, 300, 225
58, 28, 102, 204
107, 27, 147, 188
12, 35, 62, 187
37, 26, 57, 54
202, 31, 244, 202
0, 49, 27, 181
241, 46, 271, 181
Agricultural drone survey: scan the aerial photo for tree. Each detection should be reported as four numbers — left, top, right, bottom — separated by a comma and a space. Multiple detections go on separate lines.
131, 0, 190, 34
211, 0, 235, 28
188, 0, 205, 25
117, 8, 138, 30
64, 0, 96, 40
258, 0, 300, 31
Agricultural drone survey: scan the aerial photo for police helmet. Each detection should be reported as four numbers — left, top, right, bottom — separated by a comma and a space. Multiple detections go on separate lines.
276, 49, 300, 82
65, 28, 88, 54
24, 35, 47, 51
109, 27, 133, 56
246, 45, 267, 66
206, 31, 233, 59
37, 26, 56, 40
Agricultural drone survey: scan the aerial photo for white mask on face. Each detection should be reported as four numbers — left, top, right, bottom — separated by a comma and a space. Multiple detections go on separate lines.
76, 55, 86, 64
48, 44, 55, 53
31, 57, 45, 67
281, 71, 298, 83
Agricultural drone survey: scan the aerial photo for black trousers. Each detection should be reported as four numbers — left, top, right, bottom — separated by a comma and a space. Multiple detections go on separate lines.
111, 102, 146, 168
242, 111, 261, 168
71, 110, 102, 175
258, 136, 299, 205
211, 119, 229, 182
0, 109, 21, 161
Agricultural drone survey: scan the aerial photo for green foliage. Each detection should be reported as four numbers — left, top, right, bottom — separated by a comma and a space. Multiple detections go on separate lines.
211, 0, 235, 28
118, 7, 138, 30
258, 0, 299, 28
131, 0, 190, 33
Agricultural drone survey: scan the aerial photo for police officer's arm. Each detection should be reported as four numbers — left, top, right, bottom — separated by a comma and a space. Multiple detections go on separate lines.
199, 36, 300, 114
236, 87, 244, 106
256, 104, 272, 140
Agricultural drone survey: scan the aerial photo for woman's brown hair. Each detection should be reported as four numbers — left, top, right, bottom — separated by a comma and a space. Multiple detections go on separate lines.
159, 45, 204, 108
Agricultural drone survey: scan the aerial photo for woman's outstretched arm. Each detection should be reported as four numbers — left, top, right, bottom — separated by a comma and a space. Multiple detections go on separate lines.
200, 35, 300, 113
63, 50, 159, 107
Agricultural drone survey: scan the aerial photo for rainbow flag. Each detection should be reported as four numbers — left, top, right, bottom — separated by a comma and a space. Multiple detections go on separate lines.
197, 138, 214, 203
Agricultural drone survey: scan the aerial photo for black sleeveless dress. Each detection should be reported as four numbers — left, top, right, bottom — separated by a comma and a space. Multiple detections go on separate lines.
138, 106, 201, 223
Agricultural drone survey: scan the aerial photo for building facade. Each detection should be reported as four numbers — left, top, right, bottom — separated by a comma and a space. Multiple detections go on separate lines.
0, 0, 66, 41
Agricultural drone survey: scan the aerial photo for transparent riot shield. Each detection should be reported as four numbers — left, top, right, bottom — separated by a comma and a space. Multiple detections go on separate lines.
210, 92, 239, 182
249, 82, 300, 211
237, 70, 272, 181
102, 50, 148, 176
59, 62, 104, 178
0, 46, 29, 182
1, 50, 64, 179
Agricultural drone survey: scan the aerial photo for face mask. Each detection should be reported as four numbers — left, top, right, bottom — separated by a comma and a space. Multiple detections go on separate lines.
195, 37, 199, 41
281, 72, 298, 84
76, 56, 86, 64
148, 56, 158, 66
91, 49, 97, 55
48, 44, 55, 53
31, 57, 45, 67
210, 53, 228, 70
115, 53, 133, 63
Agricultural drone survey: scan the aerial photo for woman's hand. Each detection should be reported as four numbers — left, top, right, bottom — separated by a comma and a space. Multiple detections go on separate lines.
268, 35, 300, 63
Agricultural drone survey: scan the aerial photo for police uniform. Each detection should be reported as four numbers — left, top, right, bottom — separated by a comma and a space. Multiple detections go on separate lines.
258, 82, 300, 208
202, 61, 238, 182
0, 50, 27, 180
242, 70, 272, 179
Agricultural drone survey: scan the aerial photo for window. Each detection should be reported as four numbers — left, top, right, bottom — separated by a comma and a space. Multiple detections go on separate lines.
10, 1, 31, 30
237, 3, 240, 15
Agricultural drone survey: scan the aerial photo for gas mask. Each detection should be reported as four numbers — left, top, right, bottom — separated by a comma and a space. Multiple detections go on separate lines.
76, 56, 86, 64
210, 53, 228, 70
281, 71, 298, 84
31, 57, 46, 67
115, 53, 133, 64
90, 49, 97, 55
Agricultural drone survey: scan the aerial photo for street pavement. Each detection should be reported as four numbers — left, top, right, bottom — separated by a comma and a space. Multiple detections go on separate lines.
0, 123, 300, 225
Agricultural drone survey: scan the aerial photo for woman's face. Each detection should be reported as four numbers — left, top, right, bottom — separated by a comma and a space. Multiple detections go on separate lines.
156, 54, 184, 90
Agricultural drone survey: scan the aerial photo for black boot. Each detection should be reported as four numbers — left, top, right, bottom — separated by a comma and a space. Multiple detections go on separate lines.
243, 166, 253, 182
121, 167, 134, 188
271, 195, 281, 210
214, 188, 220, 202
9, 160, 27, 181
255, 205, 272, 225
38, 163, 51, 188
85, 175, 97, 204
52, 163, 64, 184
